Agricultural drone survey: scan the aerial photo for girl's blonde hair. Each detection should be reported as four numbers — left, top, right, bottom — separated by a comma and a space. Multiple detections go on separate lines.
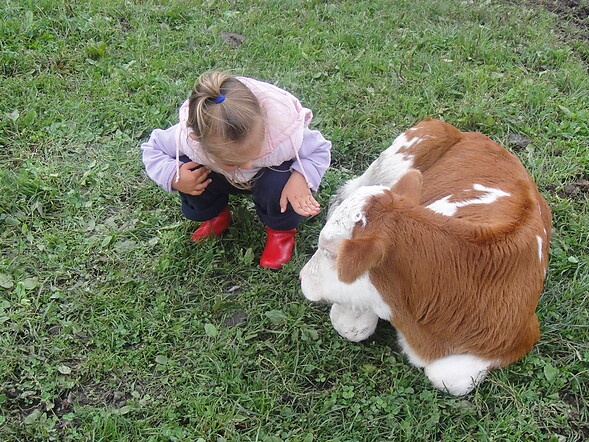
187, 72, 263, 160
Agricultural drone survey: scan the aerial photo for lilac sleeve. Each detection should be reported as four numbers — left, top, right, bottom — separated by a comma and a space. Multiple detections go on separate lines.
140, 124, 180, 193
290, 127, 332, 192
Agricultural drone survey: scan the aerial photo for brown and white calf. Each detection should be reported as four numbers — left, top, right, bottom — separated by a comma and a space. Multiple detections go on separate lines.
300, 119, 551, 395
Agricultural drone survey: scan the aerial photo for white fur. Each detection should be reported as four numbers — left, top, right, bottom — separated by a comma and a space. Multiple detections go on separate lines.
397, 332, 428, 368
320, 185, 387, 255
536, 235, 543, 262
329, 303, 379, 342
400, 330, 496, 395
426, 183, 511, 216
301, 249, 393, 320
328, 132, 419, 217
424, 354, 496, 396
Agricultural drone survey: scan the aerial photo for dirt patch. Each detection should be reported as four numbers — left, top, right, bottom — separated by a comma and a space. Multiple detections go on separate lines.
516, 0, 589, 40
537, 0, 589, 23
545, 178, 589, 198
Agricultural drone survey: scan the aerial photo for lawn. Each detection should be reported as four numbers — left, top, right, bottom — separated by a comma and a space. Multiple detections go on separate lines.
1, 0, 588, 440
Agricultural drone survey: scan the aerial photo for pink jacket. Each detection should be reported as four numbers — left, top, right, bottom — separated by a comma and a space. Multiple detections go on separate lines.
141, 77, 331, 193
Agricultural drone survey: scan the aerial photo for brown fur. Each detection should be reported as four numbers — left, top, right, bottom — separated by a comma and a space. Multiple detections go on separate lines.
336, 119, 551, 367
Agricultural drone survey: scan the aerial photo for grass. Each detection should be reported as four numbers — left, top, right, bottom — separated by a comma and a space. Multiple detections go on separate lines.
1, 0, 588, 440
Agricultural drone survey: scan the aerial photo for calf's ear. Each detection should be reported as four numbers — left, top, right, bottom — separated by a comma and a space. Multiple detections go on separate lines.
391, 169, 422, 204
336, 237, 386, 284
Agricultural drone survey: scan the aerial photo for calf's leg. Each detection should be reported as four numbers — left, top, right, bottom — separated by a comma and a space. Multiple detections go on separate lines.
424, 354, 496, 396
330, 303, 379, 342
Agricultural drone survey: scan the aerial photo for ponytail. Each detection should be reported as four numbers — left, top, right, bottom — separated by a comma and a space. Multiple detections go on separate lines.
187, 72, 263, 159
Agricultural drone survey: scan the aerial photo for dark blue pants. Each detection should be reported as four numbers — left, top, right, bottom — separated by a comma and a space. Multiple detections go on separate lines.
178, 157, 303, 231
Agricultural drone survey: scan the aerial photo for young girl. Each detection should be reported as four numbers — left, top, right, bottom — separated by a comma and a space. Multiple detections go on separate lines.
141, 72, 332, 269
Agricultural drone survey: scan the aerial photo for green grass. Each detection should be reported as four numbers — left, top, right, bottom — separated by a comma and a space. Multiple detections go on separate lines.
1, 0, 588, 440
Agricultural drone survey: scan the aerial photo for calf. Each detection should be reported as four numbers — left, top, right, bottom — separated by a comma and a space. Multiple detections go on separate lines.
300, 119, 551, 395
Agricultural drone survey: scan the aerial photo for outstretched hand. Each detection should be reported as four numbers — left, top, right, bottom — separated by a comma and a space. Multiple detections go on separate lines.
280, 171, 320, 216
172, 161, 212, 195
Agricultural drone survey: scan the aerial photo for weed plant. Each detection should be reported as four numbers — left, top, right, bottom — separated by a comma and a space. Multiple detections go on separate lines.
1, 0, 588, 440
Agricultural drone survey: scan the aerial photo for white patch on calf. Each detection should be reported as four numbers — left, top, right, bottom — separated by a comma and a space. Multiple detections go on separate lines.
426, 183, 511, 216
397, 332, 428, 368
424, 355, 497, 396
301, 251, 393, 320
321, 186, 388, 255
391, 132, 423, 151
328, 133, 420, 217
426, 195, 457, 216
365, 133, 423, 188
472, 183, 510, 197
536, 235, 543, 262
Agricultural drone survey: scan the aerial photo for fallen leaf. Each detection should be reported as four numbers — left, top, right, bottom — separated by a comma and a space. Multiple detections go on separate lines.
23, 409, 41, 425
204, 323, 218, 337
155, 355, 169, 365
58, 365, 72, 375
265, 309, 287, 325
0, 274, 14, 289
543, 363, 559, 382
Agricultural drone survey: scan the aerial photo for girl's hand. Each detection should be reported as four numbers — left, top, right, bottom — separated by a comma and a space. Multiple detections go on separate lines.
280, 171, 320, 216
171, 161, 212, 195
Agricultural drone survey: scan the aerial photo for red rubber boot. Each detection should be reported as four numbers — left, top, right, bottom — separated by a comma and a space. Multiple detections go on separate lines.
260, 227, 296, 269
190, 206, 232, 242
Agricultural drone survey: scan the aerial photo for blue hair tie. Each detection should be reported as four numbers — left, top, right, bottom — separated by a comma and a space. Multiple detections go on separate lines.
213, 94, 225, 104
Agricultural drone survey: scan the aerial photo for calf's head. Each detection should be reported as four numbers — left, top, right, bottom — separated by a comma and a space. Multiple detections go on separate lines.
300, 170, 422, 309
